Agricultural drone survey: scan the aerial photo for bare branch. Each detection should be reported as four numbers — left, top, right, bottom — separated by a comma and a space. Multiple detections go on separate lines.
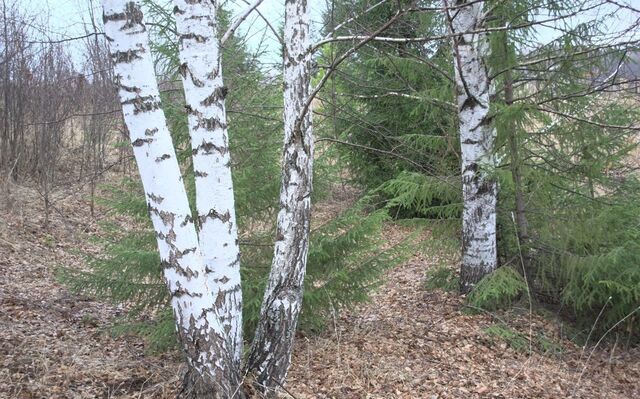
221, 0, 264, 46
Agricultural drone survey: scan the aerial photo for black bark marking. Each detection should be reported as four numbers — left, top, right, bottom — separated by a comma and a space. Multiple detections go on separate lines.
119, 83, 140, 94
462, 138, 480, 145
198, 208, 231, 226
201, 86, 228, 107
132, 138, 153, 147
195, 117, 227, 131
214, 290, 226, 308
145, 127, 158, 136
171, 285, 203, 298
162, 259, 198, 279
147, 192, 164, 204
122, 2, 144, 30
178, 62, 188, 78
122, 95, 161, 114
103, 2, 145, 31
476, 181, 494, 196
180, 214, 195, 227
112, 50, 142, 64
192, 140, 227, 156
180, 33, 207, 44
460, 95, 480, 111
148, 206, 176, 227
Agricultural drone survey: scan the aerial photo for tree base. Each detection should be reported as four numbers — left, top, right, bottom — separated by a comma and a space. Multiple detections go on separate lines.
178, 367, 247, 399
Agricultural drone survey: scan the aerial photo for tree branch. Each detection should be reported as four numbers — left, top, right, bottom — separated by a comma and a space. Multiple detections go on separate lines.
221, 0, 264, 46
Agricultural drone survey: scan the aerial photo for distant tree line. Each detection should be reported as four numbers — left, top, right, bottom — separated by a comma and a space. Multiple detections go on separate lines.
0, 0, 121, 222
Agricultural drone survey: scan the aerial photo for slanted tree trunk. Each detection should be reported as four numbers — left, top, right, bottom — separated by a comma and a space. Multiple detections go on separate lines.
101, 1, 234, 396
172, 1, 243, 393
447, 0, 498, 293
247, 0, 314, 394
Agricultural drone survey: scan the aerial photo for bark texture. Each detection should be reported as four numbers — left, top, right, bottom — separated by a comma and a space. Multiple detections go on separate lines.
101, 1, 234, 396
247, 0, 314, 394
448, 0, 498, 294
173, 0, 243, 390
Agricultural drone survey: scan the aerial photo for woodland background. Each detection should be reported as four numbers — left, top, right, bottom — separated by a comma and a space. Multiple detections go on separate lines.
0, 0, 639, 397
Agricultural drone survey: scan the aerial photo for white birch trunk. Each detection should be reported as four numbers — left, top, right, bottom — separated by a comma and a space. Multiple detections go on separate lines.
172, 0, 243, 391
247, 0, 314, 394
101, 1, 235, 396
448, 0, 498, 293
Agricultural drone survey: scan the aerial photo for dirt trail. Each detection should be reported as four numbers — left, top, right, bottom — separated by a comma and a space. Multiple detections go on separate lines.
0, 183, 638, 398
286, 234, 640, 399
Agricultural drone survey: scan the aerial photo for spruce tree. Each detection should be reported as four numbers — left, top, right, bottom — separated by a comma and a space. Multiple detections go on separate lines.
473, 0, 640, 339
318, 0, 461, 210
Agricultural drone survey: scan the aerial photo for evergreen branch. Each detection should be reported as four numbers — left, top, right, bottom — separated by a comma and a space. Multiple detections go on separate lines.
298, 7, 406, 135
315, 137, 458, 188
537, 106, 640, 131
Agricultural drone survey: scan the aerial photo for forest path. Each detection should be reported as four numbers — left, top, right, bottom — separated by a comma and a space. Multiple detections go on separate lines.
0, 183, 638, 398
286, 225, 640, 399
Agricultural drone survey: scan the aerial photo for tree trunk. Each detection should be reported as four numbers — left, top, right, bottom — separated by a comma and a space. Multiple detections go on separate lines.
504, 67, 529, 250
500, 36, 535, 288
101, 1, 234, 396
448, 0, 498, 294
2, 0, 12, 179
173, 0, 243, 390
247, 0, 314, 394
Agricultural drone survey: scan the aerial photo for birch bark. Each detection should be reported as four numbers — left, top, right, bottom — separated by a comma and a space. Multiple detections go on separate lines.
247, 0, 314, 394
101, 1, 234, 396
172, 1, 243, 392
448, 0, 498, 293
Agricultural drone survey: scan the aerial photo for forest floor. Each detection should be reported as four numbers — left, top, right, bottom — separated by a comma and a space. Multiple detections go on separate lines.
0, 179, 638, 399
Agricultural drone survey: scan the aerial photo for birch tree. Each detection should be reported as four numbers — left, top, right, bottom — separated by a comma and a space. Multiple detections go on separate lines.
446, 0, 498, 293
247, 0, 314, 393
101, 1, 239, 396
172, 0, 243, 392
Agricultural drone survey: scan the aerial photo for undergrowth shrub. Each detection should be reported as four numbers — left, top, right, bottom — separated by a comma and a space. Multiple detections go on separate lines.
468, 267, 527, 311
483, 324, 529, 352
535, 197, 640, 340
60, 182, 411, 351
425, 266, 459, 292
376, 172, 461, 219
483, 324, 563, 355
416, 220, 460, 291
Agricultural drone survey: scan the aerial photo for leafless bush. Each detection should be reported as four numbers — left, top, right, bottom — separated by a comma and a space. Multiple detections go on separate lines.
0, 0, 33, 183
29, 44, 76, 225
0, 0, 124, 221
77, 8, 120, 215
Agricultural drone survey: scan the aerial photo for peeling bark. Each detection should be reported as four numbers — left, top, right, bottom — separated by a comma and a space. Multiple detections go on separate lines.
101, 1, 233, 396
247, 0, 314, 395
448, 0, 498, 293
173, 1, 243, 394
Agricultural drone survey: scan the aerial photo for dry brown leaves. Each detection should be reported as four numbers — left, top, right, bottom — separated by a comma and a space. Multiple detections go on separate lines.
0, 181, 182, 399
0, 179, 638, 398
285, 228, 640, 399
